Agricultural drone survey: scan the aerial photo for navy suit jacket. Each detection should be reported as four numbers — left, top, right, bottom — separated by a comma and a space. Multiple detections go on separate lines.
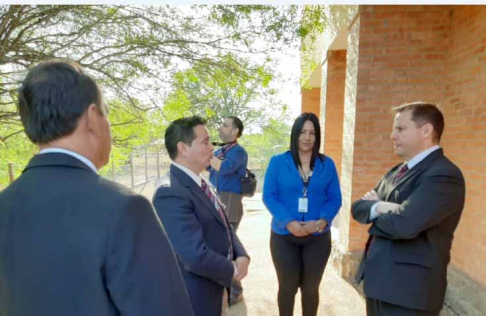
352, 148, 465, 311
0, 153, 193, 316
153, 165, 249, 316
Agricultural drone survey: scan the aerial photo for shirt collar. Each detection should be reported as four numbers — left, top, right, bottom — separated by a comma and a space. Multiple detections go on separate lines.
38, 148, 98, 173
406, 145, 441, 169
172, 162, 202, 187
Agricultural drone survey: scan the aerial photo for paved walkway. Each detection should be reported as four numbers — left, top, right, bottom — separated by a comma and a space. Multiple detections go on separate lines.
138, 182, 365, 315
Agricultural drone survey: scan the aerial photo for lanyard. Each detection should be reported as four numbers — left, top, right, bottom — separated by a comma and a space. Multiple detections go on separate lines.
297, 165, 312, 198
216, 141, 237, 159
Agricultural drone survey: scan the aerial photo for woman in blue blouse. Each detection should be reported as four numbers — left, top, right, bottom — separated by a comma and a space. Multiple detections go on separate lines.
263, 112, 342, 316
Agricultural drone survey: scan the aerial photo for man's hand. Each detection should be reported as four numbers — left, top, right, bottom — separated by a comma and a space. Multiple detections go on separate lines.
362, 190, 379, 201
376, 201, 401, 215
286, 221, 309, 237
234, 256, 250, 281
210, 157, 222, 171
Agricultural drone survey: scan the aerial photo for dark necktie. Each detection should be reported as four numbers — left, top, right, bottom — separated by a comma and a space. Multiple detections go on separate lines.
201, 179, 233, 257
367, 163, 409, 255
394, 164, 409, 184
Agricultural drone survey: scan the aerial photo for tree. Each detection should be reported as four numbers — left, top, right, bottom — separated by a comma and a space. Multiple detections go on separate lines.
162, 53, 276, 130
0, 5, 330, 187
239, 107, 292, 176
0, 5, 307, 142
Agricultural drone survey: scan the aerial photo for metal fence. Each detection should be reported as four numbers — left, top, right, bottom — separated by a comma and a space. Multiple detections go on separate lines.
109, 149, 172, 189
4, 149, 265, 192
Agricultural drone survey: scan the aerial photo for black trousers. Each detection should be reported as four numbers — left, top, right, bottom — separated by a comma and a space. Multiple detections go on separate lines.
366, 298, 440, 316
270, 231, 332, 316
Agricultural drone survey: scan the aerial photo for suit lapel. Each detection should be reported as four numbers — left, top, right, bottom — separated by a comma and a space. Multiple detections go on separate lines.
170, 165, 226, 227
386, 148, 443, 200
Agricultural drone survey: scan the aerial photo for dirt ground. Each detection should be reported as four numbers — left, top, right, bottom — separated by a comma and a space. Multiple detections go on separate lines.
226, 194, 366, 316
138, 181, 366, 316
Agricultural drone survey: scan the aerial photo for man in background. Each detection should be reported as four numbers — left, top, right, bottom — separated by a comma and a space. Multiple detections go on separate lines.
0, 59, 193, 316
209, 116, 249, 304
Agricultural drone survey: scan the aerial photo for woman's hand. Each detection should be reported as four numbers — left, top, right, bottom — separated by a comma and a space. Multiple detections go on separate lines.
302, 219, 327, 234
286, 221, 310, 237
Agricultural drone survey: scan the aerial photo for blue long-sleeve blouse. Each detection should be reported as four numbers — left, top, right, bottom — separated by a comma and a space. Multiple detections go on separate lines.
262, 151, 342, 235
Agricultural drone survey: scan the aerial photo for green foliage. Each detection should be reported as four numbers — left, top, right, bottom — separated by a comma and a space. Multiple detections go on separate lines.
0, 129, 36, 190
163, 53, 278, 130
0, 5, 330, 187
238, 108, 292, 175
0, 97, 167, 186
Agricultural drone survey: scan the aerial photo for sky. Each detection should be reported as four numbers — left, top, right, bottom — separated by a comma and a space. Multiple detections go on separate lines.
273, 50, 302, 120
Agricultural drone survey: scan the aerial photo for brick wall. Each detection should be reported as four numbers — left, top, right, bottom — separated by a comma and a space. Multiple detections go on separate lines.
324, 50, 347, 179
340, 16, 360, 253
442, 5, 486, 287
316, 4, 486, 314
301, 87, 321, 118
349, 5, 452, 252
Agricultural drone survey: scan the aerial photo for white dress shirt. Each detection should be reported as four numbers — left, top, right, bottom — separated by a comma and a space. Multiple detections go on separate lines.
369, 145, 440, 220
39, 148, 97, 173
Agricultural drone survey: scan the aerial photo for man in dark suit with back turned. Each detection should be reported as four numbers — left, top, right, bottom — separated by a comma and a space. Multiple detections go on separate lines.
352, 102, 465, 316
0, 59, 194, 316
153, 116, 250, 316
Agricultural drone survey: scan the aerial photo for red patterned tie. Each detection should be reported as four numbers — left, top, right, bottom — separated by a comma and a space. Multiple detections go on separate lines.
201, 179, 233, 257
394, 164, 409, 184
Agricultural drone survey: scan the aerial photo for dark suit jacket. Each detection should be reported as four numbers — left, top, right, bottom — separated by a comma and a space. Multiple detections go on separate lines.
352, 148, 465, 312
0, 153, 194, 316
153, 165, 249, 316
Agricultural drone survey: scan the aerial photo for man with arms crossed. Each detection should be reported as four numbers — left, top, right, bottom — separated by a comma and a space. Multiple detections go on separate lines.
153, 116, 250, 316
0, 60, 193, 316
352, 102, 465, 316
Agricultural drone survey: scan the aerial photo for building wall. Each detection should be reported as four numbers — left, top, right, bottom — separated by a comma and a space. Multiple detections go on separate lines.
308, 4, 486, 314
349, 5, 452, 252
324, 50, 347, 179
340, 16, 361, 254
439, 7, 486, 314
442, 5, 486, 286
301, 87, 321, 118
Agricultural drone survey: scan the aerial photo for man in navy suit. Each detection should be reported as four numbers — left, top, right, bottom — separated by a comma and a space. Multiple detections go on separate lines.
0, 59, 193, 316
153, 116, 250, 316
352, 102, 465, 315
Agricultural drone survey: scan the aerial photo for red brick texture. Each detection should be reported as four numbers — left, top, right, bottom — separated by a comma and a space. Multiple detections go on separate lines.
301, 87, 321, 118
341, 5, 486, 287
350, 5, 453, 252
324, 50, 346, 179
441, 6, 486, 285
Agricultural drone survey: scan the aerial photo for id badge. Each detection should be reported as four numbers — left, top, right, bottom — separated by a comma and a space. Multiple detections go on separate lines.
298, 197, 308, 213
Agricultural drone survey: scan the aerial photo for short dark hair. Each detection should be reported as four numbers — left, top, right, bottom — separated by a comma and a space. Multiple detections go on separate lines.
392, 102, 444, 142
227, 116, 243, 138
290, 112, 323, 170
165, 116, 207, 160
18, 59, 104, 144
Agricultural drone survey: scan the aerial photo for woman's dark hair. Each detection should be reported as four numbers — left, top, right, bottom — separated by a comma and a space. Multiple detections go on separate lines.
289, 112, 323, 170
